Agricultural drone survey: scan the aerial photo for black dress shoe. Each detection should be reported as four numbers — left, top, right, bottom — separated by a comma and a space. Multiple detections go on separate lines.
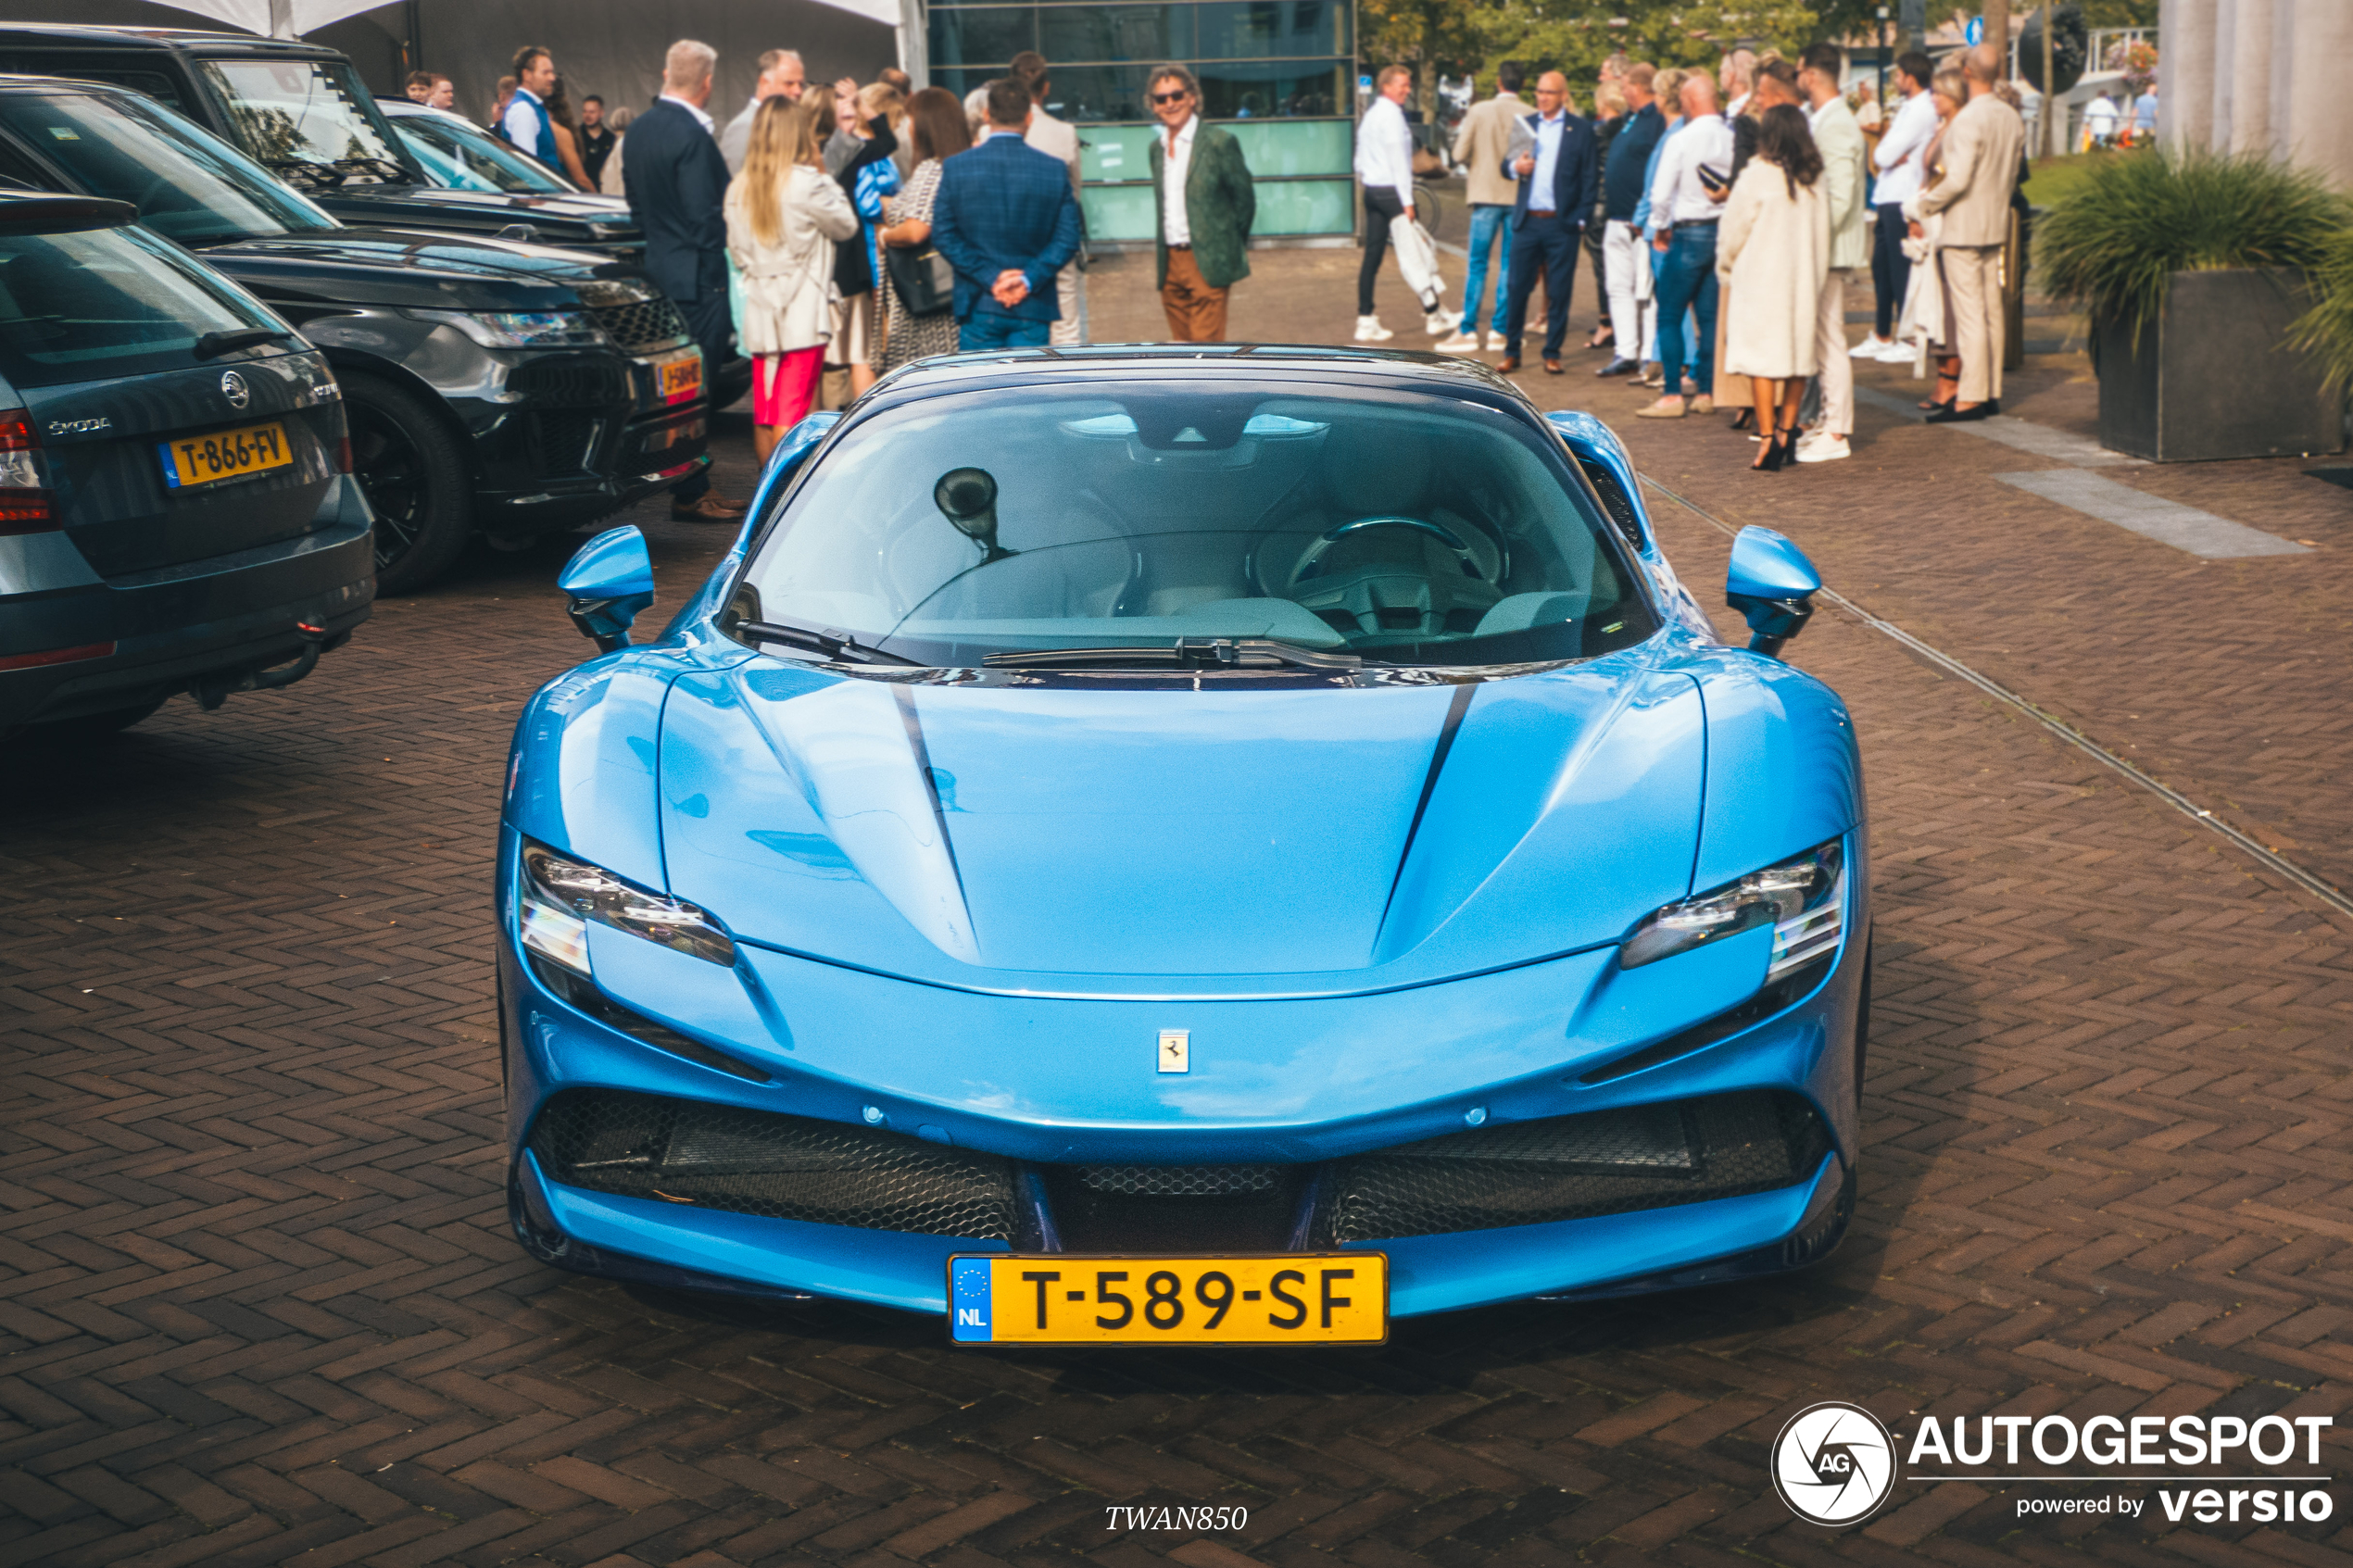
1596, 358, 1640, 377
1924, 403, 1993, 423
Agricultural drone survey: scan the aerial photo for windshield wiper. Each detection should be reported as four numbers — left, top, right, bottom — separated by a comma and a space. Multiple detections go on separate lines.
194, 326, 293, 359
262, 157, 344, 190
735, 619, 923, 666
983, 636, 1364, 672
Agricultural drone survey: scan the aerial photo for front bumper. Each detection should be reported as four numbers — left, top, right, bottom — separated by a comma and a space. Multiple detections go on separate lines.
497, 826, 1869, 1318
1, 480, 374, 729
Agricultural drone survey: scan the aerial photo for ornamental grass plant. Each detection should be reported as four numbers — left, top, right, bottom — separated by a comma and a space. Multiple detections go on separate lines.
2286, 224, 2353, 395
2037, 147, 2346, 346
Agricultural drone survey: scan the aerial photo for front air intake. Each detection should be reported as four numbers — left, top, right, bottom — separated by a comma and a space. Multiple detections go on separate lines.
527, 1089, 1017, 1240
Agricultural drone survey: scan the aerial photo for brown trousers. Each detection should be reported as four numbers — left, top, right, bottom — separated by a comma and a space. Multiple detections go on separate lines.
1160, 247, 1229, 342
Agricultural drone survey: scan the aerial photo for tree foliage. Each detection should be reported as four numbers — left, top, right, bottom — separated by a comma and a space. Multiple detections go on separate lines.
1363, 0, 1834, 104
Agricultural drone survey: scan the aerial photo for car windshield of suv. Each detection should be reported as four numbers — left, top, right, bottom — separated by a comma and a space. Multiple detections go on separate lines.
0, 91, 337, 245
196, 57, 411, 182
0, 220, 288, 387
391, 109, 567, 194
739, 382, 1658, 669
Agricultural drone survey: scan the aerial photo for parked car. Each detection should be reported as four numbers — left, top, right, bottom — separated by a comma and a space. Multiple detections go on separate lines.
0, 78, 710, 592
0, 190, 371, 744
497, 346, 1869, 1335
377, 97, 644, 265
0, 26, 642, 260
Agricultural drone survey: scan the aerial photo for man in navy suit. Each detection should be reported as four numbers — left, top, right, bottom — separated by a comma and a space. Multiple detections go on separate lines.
1499, 71, 1599, 376
623, 38, 743, 521
931, 77, 1082, 352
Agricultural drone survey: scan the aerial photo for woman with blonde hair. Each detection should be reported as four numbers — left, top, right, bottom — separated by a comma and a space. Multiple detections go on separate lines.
727, 96, 859, 461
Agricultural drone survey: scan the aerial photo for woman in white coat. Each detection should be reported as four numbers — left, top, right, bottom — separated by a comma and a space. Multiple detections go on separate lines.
726, 97, 860, 463
1717, 104, 1831, 470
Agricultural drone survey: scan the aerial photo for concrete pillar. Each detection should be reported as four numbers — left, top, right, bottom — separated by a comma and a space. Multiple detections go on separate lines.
2210, 0, 2236, 151
2227, 0, 2274, 156
2285, 0, 2353, 186
2159, 0, 2218, 149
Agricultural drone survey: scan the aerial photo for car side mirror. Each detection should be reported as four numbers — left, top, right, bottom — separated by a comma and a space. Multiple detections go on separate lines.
559, 524, 655, 653
1725, 525, 1820, 659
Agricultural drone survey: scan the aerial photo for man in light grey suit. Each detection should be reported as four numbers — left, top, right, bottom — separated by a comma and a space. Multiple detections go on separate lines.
1906, 42, 2024, 420
719, 49, 806, 175
1011, 51, 1084, 345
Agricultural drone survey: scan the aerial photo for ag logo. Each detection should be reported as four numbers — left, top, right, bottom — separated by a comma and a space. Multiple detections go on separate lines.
220, 370, 250, 409
1770, 1401, 1898, 1525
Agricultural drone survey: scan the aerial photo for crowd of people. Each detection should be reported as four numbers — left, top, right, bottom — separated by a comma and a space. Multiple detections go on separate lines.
1399, 38, 2026, 468
396, 31, 2028, 492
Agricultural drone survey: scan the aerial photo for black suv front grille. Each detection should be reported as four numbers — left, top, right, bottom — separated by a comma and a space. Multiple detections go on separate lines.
1323, 1090, 1830, 1243
588, 296, 692, 354
527, 1089, 1017, 1240
533, 410, 600, 473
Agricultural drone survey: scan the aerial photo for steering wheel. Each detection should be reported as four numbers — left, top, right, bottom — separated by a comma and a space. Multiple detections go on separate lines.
1287, 516, 1490, 592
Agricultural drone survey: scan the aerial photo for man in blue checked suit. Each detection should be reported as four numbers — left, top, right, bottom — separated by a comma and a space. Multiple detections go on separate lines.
931, 77, 1082, 351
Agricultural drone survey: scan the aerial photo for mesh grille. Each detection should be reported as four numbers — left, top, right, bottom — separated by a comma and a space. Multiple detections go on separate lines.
528, 1089, 1016, 1239
535, 410, 599, 473
1076, 1166, 1282, 1198
589, 296, 692, 354
1327, 1091, 1829, 1242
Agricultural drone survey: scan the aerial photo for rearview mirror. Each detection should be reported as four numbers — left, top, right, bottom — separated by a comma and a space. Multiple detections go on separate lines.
559, 525, 655, 653
1725, 525, 1819, 659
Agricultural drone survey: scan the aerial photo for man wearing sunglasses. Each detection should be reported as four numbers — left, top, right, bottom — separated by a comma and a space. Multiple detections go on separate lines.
1146, 65, 1256, 342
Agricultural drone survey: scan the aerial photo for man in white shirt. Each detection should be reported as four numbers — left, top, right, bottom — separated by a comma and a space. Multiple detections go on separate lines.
719, 50, 805, 175
1634, 73, 1732, 419
1352, 65, 1418, 341
501, 46, 560, 166
2083, 91, 2120, 148
1856, 51, 1934, 361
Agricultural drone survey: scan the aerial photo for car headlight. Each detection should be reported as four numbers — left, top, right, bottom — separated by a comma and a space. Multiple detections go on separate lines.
1619, 839, 1844, 975
410, 308, 610, 349
518, 842, 736, 976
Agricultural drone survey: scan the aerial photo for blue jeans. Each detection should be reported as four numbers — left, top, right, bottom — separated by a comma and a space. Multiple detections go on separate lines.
1653, 225, 1719, 398
1459, 204, 1513, 334
958, 314, 1051, 352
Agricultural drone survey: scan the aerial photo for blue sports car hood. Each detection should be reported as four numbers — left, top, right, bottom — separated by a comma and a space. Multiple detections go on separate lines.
654, 658, 1709, 998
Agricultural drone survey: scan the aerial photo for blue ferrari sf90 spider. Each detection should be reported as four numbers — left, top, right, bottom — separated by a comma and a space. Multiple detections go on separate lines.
497, 345, 1866, 1345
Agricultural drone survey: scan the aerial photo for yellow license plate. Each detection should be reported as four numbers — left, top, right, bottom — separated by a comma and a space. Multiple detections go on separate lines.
658, 351, 702, 405
950, 1254, 1388, 1347
158, 420, 293, 490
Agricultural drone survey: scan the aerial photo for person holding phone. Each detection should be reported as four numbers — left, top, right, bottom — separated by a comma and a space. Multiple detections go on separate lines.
1636, 73, 1732, 418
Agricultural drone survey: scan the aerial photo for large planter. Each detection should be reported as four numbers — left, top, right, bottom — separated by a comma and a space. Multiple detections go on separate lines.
2095, 268, 2345, 462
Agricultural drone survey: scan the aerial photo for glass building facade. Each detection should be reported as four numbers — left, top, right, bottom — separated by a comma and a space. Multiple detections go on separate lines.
926, 0, 1357, 239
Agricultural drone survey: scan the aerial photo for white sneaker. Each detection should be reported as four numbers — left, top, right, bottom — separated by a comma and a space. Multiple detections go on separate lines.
1434, 330, 1483, 354
1424, 310, 1453, 336
1353, 315, 1395, 343
1874, 341, 1916, 364
1795, 433, 1852, 463
1849, 333, 1894, 359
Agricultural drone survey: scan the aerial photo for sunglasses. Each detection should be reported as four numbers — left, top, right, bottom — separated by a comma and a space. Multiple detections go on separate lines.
1151, 90, 1191, 105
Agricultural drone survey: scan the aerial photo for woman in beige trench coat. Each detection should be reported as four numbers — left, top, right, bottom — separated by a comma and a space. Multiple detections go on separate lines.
1717, 104, 1831, 470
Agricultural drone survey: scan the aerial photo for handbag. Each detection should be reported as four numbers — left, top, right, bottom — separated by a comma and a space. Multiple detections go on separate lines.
885, 240, 955, 317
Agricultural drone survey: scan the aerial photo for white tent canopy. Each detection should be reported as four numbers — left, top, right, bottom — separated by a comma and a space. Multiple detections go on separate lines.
145, 0, 908, 40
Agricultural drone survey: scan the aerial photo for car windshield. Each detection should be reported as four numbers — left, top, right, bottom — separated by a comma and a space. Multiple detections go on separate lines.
738, 381, 1657, 669
0, 91, 337, 245
196, 57, 412, 181
0, 221, 288, 387
391, 110, 567, 194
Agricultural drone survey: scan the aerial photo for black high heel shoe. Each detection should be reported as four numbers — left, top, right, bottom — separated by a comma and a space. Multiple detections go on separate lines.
1760, 425, 1796, 471
1730, 408, 1756, 431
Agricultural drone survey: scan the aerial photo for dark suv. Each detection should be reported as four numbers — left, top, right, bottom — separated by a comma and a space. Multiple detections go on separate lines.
0, 191, 369, 743
0, 78, 710, 592
0, 26, 642, 260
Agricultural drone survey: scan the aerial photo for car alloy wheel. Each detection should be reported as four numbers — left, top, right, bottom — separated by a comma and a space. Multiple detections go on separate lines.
340, 370, 472, 594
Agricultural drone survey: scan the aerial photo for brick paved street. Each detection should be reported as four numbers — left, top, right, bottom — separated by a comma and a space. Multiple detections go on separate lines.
4, 248, 2350, 1567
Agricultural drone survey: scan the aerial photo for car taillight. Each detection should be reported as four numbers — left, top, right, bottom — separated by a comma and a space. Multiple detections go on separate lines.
336, 433, 353, 474
0, 409, 53, 535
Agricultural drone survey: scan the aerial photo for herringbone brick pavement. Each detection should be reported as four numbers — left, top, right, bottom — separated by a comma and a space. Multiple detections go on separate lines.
2, 273, 2348, 1566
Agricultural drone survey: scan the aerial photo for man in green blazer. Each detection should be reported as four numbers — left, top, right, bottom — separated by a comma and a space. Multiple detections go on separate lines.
1145, 65, 1256, 341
